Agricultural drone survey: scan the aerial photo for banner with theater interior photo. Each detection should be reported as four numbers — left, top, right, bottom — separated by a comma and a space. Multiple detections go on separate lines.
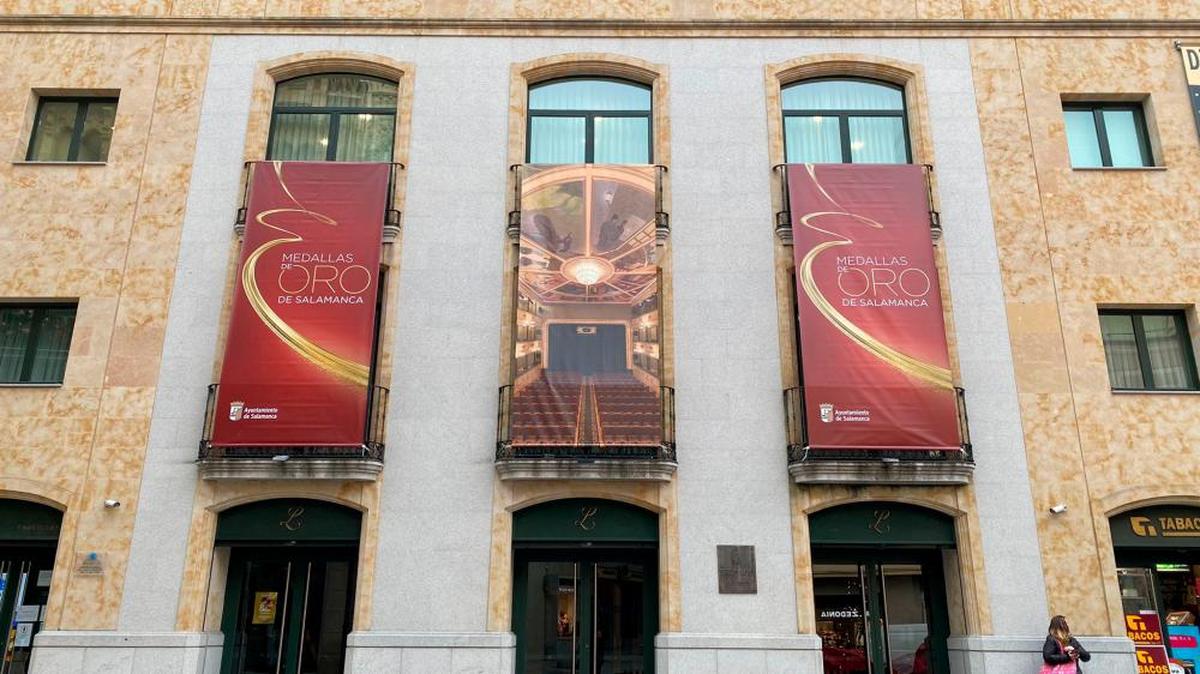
512, 165, 662, 448
787, 163, 960, 452
211, 161, 389, 447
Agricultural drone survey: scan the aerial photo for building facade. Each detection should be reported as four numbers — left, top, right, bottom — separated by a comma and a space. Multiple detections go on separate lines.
0, 3, 1198, 674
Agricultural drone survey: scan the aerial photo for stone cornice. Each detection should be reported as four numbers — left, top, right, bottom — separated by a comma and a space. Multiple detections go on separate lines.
3, 16, 1200, 37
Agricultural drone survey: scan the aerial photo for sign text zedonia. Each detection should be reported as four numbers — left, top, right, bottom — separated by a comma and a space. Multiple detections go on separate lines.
787, 164, 959, 452
211, 161, 388, 447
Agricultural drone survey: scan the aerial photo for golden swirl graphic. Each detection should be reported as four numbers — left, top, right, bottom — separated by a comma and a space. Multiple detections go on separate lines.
796, 164, 952, 390
239, 161, 370, 387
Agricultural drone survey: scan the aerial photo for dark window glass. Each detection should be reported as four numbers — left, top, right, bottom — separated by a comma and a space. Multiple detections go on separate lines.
782, 78, 910, 164
268, 74, 397, 162
27, 98, 117, 162
1063, 103, 1153, 168
1099, 310, 1197, 391
0, 304, 77, 384
527, 78, 652, 164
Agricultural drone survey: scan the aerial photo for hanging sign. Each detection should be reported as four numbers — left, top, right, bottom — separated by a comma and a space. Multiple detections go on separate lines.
1180, 45, 1200, 146
511, 165, 661, 449
211, 162, 388, 447
1127, 611, 1171, 674
787, 164, 960, 452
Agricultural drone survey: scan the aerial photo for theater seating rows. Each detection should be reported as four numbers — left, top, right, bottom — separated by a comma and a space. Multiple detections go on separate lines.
592, 372, 661, 445
511, 372, 582, 445
510, 371, 661, 446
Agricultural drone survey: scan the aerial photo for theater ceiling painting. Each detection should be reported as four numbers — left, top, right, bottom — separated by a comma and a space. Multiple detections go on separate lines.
518, 165, 657, 305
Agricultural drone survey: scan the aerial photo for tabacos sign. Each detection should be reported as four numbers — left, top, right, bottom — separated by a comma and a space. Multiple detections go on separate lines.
1110, 506, 1200, 549
1127, 612, 1171, 674
1130, 515, 1200, 540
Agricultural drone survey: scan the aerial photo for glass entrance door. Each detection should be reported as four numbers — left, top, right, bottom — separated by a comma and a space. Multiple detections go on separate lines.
219, 548, 356, 674
514, 550, 656, 674
814, 560, 946, 674
0, 546, 56, 674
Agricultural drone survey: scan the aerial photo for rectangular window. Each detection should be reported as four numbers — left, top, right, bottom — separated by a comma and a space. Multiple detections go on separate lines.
0, 304, 78, 384
1063, 102, 1153, 168
1099, 310, 1198, 391
27, 97, 118, 162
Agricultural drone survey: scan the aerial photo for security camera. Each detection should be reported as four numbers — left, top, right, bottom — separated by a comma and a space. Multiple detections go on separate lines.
1048, 503, 1067, 514
103, 499, 121, 509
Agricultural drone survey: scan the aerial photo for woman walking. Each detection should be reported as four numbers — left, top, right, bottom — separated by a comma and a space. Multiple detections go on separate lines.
1042, 615, 1091, 672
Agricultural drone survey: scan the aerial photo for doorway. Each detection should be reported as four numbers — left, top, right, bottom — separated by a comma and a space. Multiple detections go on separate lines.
214, 499, 361, 674
809, 503, 956, 674
0, 500, 62, 674
512, 499, 658, 674
1110, 505, 1200, 673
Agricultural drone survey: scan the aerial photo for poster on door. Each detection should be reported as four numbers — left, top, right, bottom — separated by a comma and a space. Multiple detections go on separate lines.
253, 591, 278, 625
787, 163, 960, 452
210, 161, 389, 447
510, 165, 662, 448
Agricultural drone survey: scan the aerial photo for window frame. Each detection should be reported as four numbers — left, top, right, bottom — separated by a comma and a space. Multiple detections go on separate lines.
526, 76, 654, 164
1098, 309, 1199, 392
0, 302, 78, 385
26, 96, 119, 162
781, 76, 912, 164
1063, 102, 1154, 168
266, 72, 398, 162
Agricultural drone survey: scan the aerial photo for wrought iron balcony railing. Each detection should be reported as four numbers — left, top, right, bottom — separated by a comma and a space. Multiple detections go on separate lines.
783, 385, 972, 465
199, 383, 389, 462
234, 160, 405, 239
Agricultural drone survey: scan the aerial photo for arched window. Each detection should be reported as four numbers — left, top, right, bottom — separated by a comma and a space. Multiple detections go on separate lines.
782, 78, 909, 164
268, 73, 397, 162
527, 78, 652, 164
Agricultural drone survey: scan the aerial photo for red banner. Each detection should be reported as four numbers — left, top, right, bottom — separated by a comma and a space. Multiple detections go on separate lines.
511, 165, 661, 448
211, 162, 388, 447
788, 164, 959, 451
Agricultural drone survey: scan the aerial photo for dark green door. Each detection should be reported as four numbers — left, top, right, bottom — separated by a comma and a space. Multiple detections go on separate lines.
215, 499, 361, 674
218, 547, 357, 674
512, 499, 659, 674
812, 557, 949, 674
0, 500, 62, 674
514, 549, 656, 674
810, 503, 955, 674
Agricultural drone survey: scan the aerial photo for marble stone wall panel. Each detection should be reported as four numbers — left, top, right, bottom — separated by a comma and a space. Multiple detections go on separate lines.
0, 32, 210, 631
972, 34, 1200, 637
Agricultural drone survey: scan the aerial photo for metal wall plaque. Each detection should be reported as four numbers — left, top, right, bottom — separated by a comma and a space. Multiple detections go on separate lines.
717, 545, 757, 594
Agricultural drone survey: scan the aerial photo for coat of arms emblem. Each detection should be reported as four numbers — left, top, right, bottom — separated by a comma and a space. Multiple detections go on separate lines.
819, 403, 834, 423
229, 401, 245, 422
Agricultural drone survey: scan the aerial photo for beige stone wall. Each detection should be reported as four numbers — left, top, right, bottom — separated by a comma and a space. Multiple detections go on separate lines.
0, 32, 210, 629
2, 0, 1198, 21
971, 36, 1200, 636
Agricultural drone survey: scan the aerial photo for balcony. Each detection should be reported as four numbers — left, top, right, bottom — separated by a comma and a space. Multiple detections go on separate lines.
784, 386, 974, 486
198, 385, 389, 482
496, 163, 675, 482
233, 160, 404, 241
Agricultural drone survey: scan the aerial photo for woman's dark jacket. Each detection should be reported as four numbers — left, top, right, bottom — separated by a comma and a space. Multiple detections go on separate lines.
1043, 635, 1091, 668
